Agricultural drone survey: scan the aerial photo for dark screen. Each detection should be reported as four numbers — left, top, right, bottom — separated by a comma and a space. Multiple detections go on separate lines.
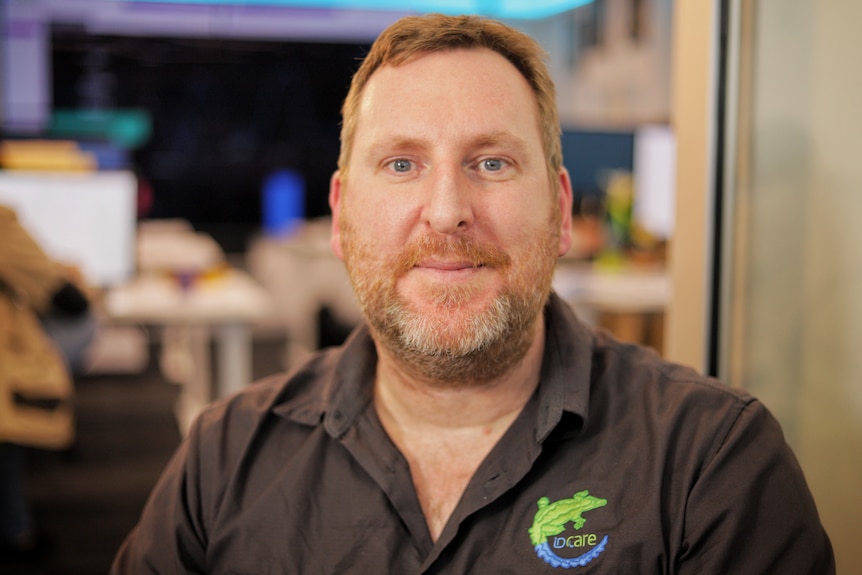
561, 128, 634, 210
51, 30, 370, 250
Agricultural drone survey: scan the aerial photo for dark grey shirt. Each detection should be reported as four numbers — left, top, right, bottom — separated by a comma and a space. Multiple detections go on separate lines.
111, 294, 834, 574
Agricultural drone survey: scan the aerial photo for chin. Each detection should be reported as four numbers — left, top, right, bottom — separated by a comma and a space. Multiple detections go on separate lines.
399, 275, 499, 311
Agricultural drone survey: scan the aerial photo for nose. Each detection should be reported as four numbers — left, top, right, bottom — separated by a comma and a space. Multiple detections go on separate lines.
421, 165, 474, 235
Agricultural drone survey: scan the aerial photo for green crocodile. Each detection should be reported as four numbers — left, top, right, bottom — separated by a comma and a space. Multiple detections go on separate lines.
528, 490, 608, 546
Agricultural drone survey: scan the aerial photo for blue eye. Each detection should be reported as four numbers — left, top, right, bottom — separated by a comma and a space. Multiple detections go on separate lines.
481, 158, 504, 172
391, 159, 412, 173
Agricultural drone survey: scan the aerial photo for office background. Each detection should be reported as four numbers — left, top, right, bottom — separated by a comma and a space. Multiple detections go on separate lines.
2, 0, 860, 572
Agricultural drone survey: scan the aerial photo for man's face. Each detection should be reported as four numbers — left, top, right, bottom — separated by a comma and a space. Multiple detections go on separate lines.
329, 48, 572, 384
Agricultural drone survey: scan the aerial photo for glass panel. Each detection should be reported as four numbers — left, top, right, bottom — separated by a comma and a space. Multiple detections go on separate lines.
722, 0, 862, 568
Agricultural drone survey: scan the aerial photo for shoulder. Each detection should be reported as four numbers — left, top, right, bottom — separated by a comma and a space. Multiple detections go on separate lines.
592, 329, 753, 410
181, 323, 376, 472
546, 296, 756, 445
202, 345, 341, 422
0, 206, 22, 250
0, 205, 26, 242
583, 330, 764, 466
189, 346, 343, 458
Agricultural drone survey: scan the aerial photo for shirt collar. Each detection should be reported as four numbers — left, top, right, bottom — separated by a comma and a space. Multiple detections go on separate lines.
534, 292, 593, 442
324, 325, 377, 438
274, 292, 594, 442
270, 324, 375, 432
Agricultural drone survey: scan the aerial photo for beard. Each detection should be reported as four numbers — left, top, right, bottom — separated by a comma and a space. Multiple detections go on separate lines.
340, 210, 561, 386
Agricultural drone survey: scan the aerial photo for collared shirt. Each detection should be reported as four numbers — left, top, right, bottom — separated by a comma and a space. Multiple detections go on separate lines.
111, 294, 834, 574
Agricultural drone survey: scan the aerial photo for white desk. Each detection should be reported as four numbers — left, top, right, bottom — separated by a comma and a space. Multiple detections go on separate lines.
553, 261, 672, 349
553, 261, 671, 313
105, 268, 272, 433
246, 220, 362, 369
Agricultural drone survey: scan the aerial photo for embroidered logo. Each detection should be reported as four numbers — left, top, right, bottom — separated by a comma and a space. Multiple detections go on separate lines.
528, 490, 608, 569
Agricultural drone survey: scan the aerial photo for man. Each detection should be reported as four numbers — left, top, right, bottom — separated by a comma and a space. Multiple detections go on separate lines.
112, 14, 834, 574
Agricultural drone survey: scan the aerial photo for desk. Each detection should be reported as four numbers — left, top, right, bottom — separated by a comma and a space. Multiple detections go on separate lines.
553, 262, 672, 350
247, 220, 362, 369
104, 269, 272, 433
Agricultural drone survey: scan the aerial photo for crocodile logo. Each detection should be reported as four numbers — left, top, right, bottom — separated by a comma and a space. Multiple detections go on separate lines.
528, 490, 608, 569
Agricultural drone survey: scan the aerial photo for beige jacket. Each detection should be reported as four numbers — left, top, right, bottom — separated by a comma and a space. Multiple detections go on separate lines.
0, 205, 74, 449
0, 205, 66, 311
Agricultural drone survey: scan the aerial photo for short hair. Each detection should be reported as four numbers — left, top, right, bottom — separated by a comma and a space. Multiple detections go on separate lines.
337, 13, 562, 190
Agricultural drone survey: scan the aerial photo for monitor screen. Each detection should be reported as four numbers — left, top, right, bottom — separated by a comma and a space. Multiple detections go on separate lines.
561, 128, 635, 209
0, 170, 137, 287
50, 31, 371, 251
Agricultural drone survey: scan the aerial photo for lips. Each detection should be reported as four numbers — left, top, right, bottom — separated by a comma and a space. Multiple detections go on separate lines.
416, 260, 484, 271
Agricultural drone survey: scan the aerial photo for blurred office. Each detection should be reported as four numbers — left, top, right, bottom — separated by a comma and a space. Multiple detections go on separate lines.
0, 0, 859, 572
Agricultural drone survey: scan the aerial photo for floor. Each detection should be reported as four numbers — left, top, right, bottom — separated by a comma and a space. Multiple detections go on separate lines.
5, 336, 287, 575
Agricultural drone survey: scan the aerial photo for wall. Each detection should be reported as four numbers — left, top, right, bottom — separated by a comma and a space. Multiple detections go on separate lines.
566, 0, 673, 127
734, 0, 862, 568
665, 0, 716, 370
515, 0, 673, 128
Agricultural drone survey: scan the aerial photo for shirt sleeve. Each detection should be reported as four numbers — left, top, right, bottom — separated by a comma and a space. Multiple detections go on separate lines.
677, 398, 835, 574
110, 418, 209, 575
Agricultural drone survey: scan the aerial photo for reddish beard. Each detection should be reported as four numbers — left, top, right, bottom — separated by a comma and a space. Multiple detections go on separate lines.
340, 220, 559, 386
390, 235, 512, 306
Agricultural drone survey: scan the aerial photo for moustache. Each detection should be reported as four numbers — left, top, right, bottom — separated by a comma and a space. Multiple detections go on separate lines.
394, 235, 512, 276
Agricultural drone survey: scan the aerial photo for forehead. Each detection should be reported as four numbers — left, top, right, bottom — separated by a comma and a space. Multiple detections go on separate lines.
354, 48, 542, 147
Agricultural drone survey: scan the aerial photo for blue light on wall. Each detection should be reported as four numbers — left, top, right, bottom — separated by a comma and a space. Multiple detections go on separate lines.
127, 0, 594, 20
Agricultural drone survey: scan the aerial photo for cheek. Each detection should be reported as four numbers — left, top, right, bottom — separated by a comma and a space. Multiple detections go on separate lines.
488, 203, 553, 248
351, 203, 419, 251
345, 177, 407, 218
341, 205, 406, 269
504, 205, 561, 267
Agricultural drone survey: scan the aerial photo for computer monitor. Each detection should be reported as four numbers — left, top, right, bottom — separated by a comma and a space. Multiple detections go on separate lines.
561, 128, 635, 210
0, 170, 137, 287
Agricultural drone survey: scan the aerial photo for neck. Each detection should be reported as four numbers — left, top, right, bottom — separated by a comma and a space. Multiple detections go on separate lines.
373, 317, 546, 542
373, 315, 546, 432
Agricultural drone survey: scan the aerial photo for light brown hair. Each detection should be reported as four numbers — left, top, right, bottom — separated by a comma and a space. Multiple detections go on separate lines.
337, 13, 562, 190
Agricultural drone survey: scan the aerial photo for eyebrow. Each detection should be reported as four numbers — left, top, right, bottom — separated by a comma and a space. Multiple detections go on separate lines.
469, 131, 530, 155
365, 130, 530, 159
365, 136, 427, 160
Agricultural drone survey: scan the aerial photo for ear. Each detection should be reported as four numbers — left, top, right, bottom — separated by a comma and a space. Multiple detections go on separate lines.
328, 171, 345, 261
556, 168, 574, 257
